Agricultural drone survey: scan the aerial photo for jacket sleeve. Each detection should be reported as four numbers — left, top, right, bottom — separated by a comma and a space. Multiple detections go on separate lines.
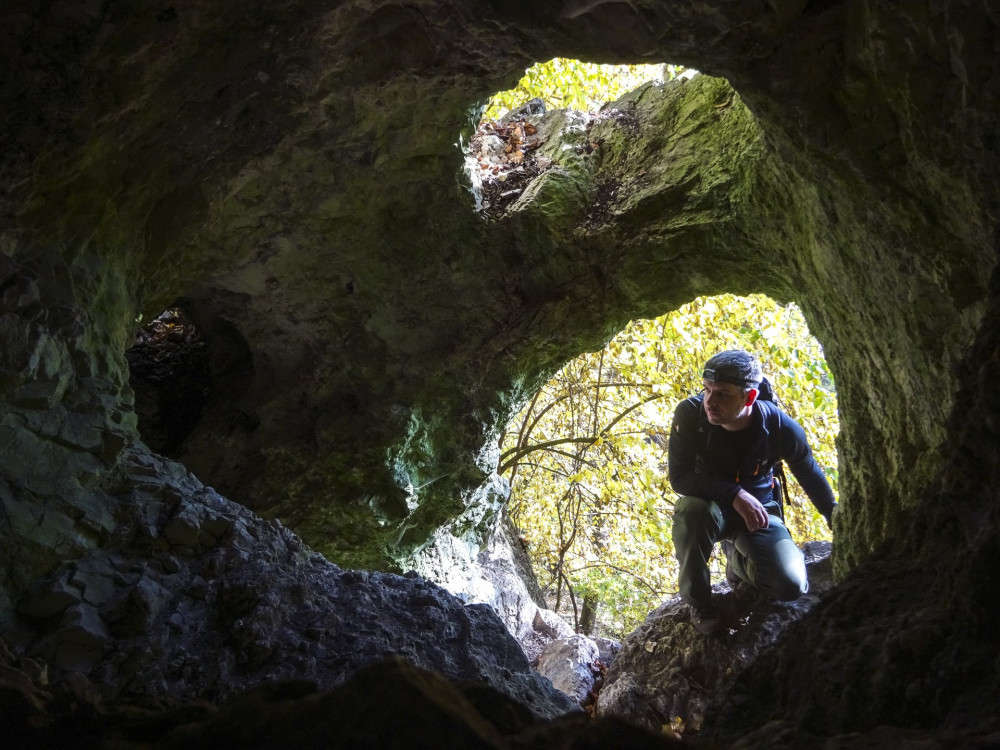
779, 415, 837, 516
668, 398, 742, 505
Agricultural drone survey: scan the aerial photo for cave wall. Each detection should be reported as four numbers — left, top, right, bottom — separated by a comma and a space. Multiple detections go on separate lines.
2, 0, 997, 595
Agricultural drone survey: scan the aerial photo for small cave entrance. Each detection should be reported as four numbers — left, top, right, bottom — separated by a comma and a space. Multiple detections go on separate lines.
125, 301, 260, 488
125, 308, 210, 457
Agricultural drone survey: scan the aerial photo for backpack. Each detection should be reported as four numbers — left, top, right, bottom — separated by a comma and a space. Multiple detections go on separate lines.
754, 377, 789, 517
757, 376, 777, 404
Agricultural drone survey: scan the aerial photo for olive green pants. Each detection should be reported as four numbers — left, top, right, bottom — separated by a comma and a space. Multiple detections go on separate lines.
672, 494, 808, 608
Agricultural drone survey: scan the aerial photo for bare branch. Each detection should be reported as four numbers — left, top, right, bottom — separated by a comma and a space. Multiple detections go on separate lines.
498, 436, 598, 474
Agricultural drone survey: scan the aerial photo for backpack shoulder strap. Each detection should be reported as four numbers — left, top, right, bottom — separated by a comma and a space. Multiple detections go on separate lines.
765, 402, 789, 518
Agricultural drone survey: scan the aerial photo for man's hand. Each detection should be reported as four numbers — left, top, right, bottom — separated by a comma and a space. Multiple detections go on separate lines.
733, 490, 769, 532
823, 502, 838, 531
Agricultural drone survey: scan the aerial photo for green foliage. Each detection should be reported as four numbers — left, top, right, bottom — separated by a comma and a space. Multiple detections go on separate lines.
501, 295, 838, 638
483, 59, 683, 121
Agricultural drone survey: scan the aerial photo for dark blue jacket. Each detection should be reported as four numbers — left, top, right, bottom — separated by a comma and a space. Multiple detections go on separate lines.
667, 393, 836, 516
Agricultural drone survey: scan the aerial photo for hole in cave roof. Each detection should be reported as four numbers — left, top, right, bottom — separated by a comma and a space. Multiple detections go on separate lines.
463, 58, 697, 219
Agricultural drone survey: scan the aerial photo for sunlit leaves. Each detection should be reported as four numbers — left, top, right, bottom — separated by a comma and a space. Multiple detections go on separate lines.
501, 295, 838, 637
483, 59, 683, 122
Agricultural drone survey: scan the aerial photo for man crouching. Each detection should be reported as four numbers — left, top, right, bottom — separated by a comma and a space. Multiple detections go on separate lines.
668, 350, 837, 636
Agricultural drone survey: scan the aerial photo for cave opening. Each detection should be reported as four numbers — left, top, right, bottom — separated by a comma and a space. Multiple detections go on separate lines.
500, 293, 839, 638
125, 301, 260, 486
463, 58, 693, 216
126, 307, 210, 457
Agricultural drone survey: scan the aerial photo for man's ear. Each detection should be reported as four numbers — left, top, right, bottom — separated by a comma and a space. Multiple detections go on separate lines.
744, 388, 759, 407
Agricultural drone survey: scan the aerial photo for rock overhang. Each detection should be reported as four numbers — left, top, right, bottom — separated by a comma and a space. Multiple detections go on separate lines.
1, 0, 996, 577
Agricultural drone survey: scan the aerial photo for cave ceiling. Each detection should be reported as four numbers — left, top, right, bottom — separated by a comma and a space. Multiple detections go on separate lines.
1, 0, 997, 581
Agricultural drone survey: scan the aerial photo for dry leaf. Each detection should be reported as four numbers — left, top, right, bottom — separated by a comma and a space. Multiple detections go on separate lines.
509, 150, 524, 165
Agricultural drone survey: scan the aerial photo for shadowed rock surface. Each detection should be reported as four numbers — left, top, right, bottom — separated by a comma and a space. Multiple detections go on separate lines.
597, 542, 834, 734
2, 0, 999, 746
0, 651, 692, 750
6, 447, 576, 718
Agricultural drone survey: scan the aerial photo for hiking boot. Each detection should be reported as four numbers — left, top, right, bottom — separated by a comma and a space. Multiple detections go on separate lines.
689, 604, 725, 636
721, 540, 741, 588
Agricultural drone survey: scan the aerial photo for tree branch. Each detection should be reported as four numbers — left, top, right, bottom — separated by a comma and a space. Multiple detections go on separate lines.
498, 436, 599, 474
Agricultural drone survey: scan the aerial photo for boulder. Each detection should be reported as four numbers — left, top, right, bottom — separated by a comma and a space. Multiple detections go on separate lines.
597, 543, 834, 735
9, 448, 578, 720
536, 635, 602, 705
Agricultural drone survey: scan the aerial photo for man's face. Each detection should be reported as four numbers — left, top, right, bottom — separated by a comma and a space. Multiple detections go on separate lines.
702, 379, 752, 426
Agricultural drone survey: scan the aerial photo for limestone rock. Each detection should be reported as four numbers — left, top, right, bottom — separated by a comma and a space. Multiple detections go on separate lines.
593, 635, 622, 666
8, 448, 576, 721
406, 511, 584, 670
596, 543, 835, 734
536, 634, 601, 705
